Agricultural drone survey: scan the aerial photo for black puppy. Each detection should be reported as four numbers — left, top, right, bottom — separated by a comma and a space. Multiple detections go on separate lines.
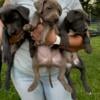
61, 9, 92, 54
0, 4, 29, 90
60, 9, 92, 100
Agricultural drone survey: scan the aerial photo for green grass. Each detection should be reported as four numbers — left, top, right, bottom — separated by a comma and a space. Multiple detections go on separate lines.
0, 36, 100, 100
89, 23, 100, 31
71, 36, 100, 100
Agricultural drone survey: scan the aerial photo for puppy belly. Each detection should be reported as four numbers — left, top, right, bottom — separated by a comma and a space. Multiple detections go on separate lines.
51, 50, 64, 67
37, 46, 63, 67
37, 46, 52, 64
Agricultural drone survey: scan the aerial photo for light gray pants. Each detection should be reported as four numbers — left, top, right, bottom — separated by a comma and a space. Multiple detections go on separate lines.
11, 67, 72, 100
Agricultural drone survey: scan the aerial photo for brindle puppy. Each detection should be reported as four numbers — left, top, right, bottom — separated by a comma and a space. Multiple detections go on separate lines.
0, 5, 29, 90
60, 9, 92, 100
23, 0, 72, 93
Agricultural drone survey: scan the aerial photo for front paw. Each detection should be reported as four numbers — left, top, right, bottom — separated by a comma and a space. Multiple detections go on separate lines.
28, 82, 38, 92
23, 24, 32, 31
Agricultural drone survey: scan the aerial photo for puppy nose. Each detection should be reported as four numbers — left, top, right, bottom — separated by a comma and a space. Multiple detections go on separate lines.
54, 18, 59, 22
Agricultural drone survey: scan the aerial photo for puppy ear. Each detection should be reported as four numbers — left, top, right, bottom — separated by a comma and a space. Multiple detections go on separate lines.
13, 6, 29, 23
56, 2, 62, 16
0, 4, 15, 23
2, 27, 11, 63
67, 10, 75, 23
34, 0, 46, 13
82, 11, 91, 24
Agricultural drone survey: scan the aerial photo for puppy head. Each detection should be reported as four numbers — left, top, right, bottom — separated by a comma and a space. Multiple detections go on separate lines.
65, 9, 90, 34
34, 0, 62, 24
0, 5, 29, 36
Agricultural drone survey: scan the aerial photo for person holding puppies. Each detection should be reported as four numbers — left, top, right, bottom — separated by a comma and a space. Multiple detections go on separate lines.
0, 0, 83, 100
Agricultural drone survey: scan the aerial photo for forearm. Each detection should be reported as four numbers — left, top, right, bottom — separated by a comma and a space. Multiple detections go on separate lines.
54, 34, 83, 51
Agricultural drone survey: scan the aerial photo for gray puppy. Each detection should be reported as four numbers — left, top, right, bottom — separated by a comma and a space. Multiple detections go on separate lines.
23, 0, 72, 93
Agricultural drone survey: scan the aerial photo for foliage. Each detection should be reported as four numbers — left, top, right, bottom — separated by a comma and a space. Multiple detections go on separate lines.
80, 0, 100, 18
0, 0, 4, 7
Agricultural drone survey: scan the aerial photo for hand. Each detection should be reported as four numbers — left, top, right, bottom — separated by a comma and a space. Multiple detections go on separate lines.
31, 24, 44, 42
45, 29, 57, 46
31, 23, 57, 46
67, 35, 83, 52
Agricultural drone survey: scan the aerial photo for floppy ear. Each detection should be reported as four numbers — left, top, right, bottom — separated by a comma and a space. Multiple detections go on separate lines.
13, 6, 29, 23
0, 4, 15, 23
82, 11, 91, 24
56, 2, 62, 16
34, 0, 46, 13
2, 27, 11, 63
67, 10, 75, 23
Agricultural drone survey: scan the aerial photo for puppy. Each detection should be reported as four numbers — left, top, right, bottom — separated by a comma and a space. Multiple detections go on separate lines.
60, 9, 92, 100
65, 52, 91, 100
61, 9, 92, 54
0, 4, 29, 90
23, 0, 72, 93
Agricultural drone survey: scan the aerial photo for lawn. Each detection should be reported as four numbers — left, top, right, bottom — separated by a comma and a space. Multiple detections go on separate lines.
0, 36, 100, 100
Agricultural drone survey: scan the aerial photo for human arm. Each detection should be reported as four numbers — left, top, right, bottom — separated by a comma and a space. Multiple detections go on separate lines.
31, 23, 83, 52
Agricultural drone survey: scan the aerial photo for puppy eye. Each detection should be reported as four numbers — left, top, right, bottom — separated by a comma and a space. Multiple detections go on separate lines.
46, 7, 52, 10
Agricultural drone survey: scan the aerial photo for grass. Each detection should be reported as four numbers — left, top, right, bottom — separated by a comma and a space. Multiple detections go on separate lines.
0, 36, 100, 100
89, 22, 100, 32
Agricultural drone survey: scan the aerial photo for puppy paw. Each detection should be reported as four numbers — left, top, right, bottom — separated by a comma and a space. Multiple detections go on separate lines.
85, 86, 92, 95
28, 82, 38, 92
84, 45, 92, 54
65, 84, 73, 93
23, 24, 32, 31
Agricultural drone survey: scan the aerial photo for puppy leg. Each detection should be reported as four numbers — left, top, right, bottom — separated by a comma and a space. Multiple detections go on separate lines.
77, 57, 91, 94
2, 28, 12, 90
58, 66, 72, 93
65, 70, 77, 100
28, 64, 40, 92
23, 12, 40, 32
29, 40, 36, 57
5, 57, 13, 90
83, 34, 92, 54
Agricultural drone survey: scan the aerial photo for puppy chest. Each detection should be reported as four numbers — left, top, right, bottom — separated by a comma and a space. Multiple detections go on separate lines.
36, 46, 63, 66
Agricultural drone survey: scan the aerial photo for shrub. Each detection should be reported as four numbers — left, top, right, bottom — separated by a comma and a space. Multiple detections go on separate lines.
0, 0, 5, 7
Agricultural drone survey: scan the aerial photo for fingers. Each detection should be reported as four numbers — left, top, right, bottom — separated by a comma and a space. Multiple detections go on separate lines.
45, 29, 57, 45
31, 24, 44, 41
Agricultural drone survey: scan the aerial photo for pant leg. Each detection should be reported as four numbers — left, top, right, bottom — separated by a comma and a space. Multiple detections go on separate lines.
41, 73, 72, 100
11, 67, 45, 100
